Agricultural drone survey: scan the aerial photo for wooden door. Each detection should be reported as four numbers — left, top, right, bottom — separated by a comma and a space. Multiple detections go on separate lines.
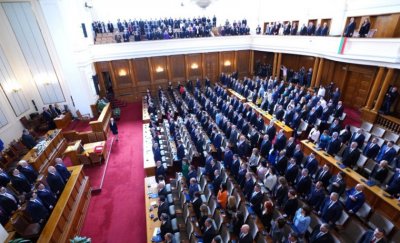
342, 71, 373, 109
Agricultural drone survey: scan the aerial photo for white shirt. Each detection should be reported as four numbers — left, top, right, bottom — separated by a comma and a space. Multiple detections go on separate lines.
309, 128, 321, 143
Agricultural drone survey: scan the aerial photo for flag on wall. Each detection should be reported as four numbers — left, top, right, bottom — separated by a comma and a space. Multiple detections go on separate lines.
338, 37, 348, 54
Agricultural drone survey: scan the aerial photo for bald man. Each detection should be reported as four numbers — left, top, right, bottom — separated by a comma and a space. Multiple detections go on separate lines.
239, 224, 253, 243
345, 184, 365, 214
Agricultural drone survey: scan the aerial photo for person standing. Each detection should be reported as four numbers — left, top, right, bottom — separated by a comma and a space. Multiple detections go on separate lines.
110, 117, 119, 141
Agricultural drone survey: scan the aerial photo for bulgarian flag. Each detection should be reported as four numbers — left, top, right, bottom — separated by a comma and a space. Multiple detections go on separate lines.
338, 37, 348, 54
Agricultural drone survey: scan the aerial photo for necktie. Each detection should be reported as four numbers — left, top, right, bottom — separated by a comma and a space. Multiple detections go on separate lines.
320, 171, 326, 180
316, 232, 323, 239
328, 200, 334, 208
370, 238, 376, 243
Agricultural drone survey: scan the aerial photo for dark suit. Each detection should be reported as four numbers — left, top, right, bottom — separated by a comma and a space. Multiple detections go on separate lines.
371, 167, 388, 184
283, 198, 298, 219
160, 219, 173, 240
55, 163, 71, 183
19, 165, 38, 184
293, 150, 304, 166
260, 139, 272, 158
320, 198, 342, 224
239, 233, 253, 243
276, 156, 288, 176
110, 122, 118, 135
0, 172, 10, 187
358, 230, 386, 243
27, 198, 49, 223
307, 187, 325, 210
309, 225, 335, 243
157, 201, 169, 219
386, 172, 400, 196
250, 191, 263, 216
363, 142, 380, 159
237, 141, 250, 158
37, 187, 57, 209
304, 156, 318, 175
274, 134, 287, 151
344, 21, 356, 37
243, 179, 254, 201
350, 133, 365, 149
11, 174, 31, 193
0, 191, 18, 216
326, 138, 341, 156
376, 146, 397, 163
342, 147, 360, 168
345, 188, 365, 213
192, 197, 202, 218
315, 169, 332, 187
274, 185, 288, 207
155, 165, 166, 183
202, 226, 216, 243
285, 142, 296, 158
295, 175, 312, 195
266, 125, 276, 141
46, 172, 65, 195
21, 134, 37, 149
285, 164, 299, 185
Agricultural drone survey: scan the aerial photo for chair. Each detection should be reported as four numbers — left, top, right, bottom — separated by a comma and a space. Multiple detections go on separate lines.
361, 122, 373, 132
220, 225, 230, 243
367, 29, 377, 38
227, 180, 234, 196
201, 185, 211, 203
76, 110, 91, 121
355, 154, 368, 170
349, 125, 358, 134
340, 112, 346, 121
339, 220, 366, 243
376, 137, 385, 147
239, 203, 250, 223
199, 175, 207, 191
362, 159, 377, 177
355, 202, 372, 221
335, 211, 349, 229
11, 215, 41, 239
371, 126, 385, 138
308, 213, 322, 234
233, 191, 241, 209
89, 152, 103, 165
213, 211, 223, 232
383, 131, 400, 144
364, 132, 372, 143
248, 218, 259, 241
390, 230, 400, 243
367, 212, 395, 235
208, 198, 217, 217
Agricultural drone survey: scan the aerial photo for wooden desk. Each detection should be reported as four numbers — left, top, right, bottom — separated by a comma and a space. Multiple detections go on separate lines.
300, 139, 400, 228
22, 129, 67, 173
63, 140, 82, 165
89, 103, 111, 138
246, 102, 294, 139
143, 97, 150, 124
143, 124, 155, 176
54, 112, 72, 129
145, 176, 161, 243
38, 165, 91, 243
227, 89, 246, 102
82, 141, 106, 161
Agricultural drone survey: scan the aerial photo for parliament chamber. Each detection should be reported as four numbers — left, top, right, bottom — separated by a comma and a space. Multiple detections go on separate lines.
0, 0, 400, 242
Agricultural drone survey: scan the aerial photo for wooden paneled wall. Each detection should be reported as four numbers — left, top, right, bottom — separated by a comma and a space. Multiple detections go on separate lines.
345, 13, 400, 38
95, 50, 252, 101
281, 54, 315, 71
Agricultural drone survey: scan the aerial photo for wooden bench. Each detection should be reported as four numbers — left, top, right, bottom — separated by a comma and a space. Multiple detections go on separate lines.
37, 165, 91, 243
89, 103, 111, 139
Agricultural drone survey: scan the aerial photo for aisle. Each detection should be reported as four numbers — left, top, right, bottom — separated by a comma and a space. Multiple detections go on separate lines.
80, 102, 146, 243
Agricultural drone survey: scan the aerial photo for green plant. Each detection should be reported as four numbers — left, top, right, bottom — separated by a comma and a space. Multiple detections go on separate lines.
70, 236, 92, 243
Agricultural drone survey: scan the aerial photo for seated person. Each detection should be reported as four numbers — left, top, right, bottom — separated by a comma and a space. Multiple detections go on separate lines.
21, 129, 37, 149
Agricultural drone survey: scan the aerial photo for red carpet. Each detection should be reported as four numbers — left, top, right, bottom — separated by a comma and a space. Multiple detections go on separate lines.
344, 107, 362, 127
63, 119, 93, 132
80, 102, 146, 243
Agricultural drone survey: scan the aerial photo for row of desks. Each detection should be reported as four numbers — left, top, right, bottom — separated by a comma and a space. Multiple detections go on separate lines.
143, 124, 156, 176
226, 88, 294, 139
145, 176, 160, 243
301, 139, 400, 228
143, 97, 151, 123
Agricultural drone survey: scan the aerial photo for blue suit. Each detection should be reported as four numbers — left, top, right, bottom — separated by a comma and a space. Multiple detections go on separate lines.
37, 187, 57, 209
386, 172, 400, 196
223, 150, 233, 169
27, 198, 49, 223
326, 138, 341, 155
55, 163, 71, 183
274, 134, 286, 151
320, 198, 342, 224
243, 179, 254, 201
363, 142, 380, 159
345, 188, 365, 213
304, 156, 318, 175
307, 187, 325, 210
376, 145, 396, 163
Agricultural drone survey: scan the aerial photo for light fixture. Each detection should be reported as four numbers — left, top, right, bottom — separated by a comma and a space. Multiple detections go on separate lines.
4, 82, 22, 93
191, 63, 199, 69
156, 66, 164, 73
118, 69, 127, 77
224, 60, 231, 67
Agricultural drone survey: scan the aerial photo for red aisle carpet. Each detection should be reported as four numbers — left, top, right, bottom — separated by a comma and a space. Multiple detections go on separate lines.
81, 102, 146, 243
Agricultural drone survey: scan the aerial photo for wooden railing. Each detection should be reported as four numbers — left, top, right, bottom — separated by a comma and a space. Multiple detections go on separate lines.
89, 103, 111, 138
38, 165, 91, 243
376, 114, 400, 134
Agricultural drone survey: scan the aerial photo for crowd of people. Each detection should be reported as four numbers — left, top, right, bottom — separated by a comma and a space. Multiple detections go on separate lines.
145, 73, 398, 242
0, 158, 71, 227
259, 21, 330, 36
92, 16, 250, 43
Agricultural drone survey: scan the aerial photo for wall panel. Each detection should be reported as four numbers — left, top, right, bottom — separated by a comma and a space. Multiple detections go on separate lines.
111, 60, 132, 87
203, 53, 219, 82
186, 54, 202, 80
150, 56, 168, 86
220, 51, 235, 74
133, 58, 151, 84
169, 55, 185, 83
236, 50, 250, 78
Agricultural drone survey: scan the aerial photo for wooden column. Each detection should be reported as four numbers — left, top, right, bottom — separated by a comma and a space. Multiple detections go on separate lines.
373, 68, 394, 112
314, 58, 324, 88
272, 53, 278, 77
310, 57, 320, 88
365, 67, 386, 109
147, 58, 154, 90
184, 55, 189, 81
276, 53, 282, 80
218, 52, 222, 76
249, 50, 254, 75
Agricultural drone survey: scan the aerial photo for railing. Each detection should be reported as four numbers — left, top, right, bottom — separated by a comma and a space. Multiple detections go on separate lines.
376, 114, 400, 134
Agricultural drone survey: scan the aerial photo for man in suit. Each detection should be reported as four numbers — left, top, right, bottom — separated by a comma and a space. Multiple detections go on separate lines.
249, 184, 263, 216
328, 172, 346, 196
42, 107, 56, 129
155, 161, 166, 183
192, 191, 202, 219
307, 181, 326, 211
296, 168, 313, 196
363, 137, 381, 159
11, 169, 31, 194
333, 101, 344, 118
18, 160, 38, 184
237, 135, 250, 158
315, 164, 332, 187
304, 153, 318, 176
0, 168, 10, 187
318, 192, 342, 225
239, 224, 253, 243
231, 154, 241, 179
350, 129, 365, 149
223, 146, 233, 170
54, 158, 71, 183
326, 132, 342, 156
341, 142, 361, 168
0, 187, 19, 216
229, 126, 239, 147
36, 183, 57, 210
328, 119, 341, 135
243, 172, 255, 201
307, 107, 318, 126
385, 169, 400, 197
46, 166, 66, 196
376, 141, 397, 163
26, 192, 49, 224
266, 121, 276, 141
276, 150, 288, 176
344, 17, 356, 37
285, 158, 299, 185
259, 134, 272, 158
285, 137, 296, 158
157, 196, 169, 219
153, 143, 162, 162
358, 228, 387, 243
177, 140, 186, 162
345, 184, 365, 213
274, 130, 287, 151
307, 22, 316, 36
381, 86, 398, 115
21, 129, 37, 149
371, 160, 389, 184
202, 218, 216, 243
293, 144, 304, 166
321, 23, 329, 36
249, 128, 260, 148
211, 170, 223, 195
309, 223, 335, 243
159, 213, 173, 241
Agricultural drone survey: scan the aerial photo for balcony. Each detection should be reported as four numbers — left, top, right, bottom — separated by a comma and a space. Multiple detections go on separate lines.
88, 35, 400, 67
